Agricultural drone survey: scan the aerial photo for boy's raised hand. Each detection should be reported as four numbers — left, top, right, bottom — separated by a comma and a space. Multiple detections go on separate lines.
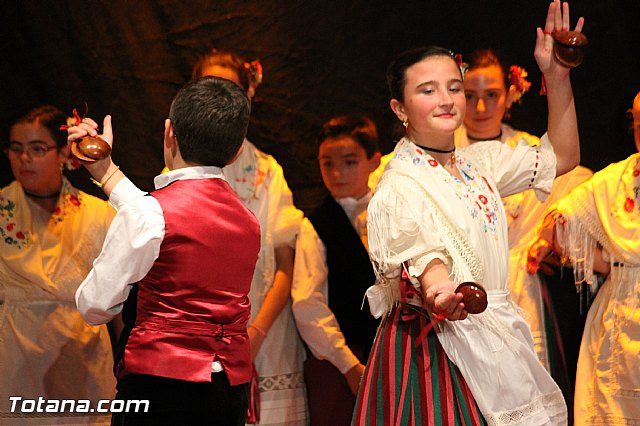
67, 115, 114, 152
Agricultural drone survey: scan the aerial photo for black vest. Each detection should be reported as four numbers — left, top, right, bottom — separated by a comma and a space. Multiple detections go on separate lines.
307, 196, 379, 362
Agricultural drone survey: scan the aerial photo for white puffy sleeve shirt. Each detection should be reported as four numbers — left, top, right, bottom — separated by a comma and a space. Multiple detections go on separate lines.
366, 136, 556, 313
291, 194, 371, 374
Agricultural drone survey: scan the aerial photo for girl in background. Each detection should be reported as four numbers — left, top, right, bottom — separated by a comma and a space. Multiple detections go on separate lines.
457, 48, 592, 420
193, 49, 307, 425
0, 105, 116, 425
532, 90, 640, 424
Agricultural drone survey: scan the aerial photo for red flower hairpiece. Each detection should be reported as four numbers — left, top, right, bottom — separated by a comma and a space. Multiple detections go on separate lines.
244, 60, 263, 90
509, 65, 532, 103
59, 102, 88, 131
60, 102, 94, 170
59, 102, 90, 170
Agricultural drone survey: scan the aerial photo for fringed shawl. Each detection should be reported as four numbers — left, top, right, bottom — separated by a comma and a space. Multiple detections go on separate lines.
366, 135, 556, 317
552, 153, 640, 292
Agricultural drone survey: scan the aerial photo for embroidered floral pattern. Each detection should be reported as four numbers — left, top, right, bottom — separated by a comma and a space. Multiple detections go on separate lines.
0, 197, 32, 249
630, 164, 640, 214
617, 157, 640, 217
50, 190, 83, 225
395, 138, 501, 234
234, 163, 267, 195
624, 197, 635, 213
226, 143, 270, 202
0, 183, 84, 249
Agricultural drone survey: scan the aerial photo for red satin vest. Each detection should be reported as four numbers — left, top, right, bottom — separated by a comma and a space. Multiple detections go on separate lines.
115, 178, 260, 385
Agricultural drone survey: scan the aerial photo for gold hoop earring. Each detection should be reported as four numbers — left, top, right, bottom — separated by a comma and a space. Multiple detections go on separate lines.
402, 119, 408, 128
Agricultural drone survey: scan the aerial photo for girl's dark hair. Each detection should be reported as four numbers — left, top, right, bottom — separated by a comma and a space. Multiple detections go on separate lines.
12, 105, 68, 148
192, 49, 251, 91
318, 113, 380, 159
467, 48, 509, 89
386, 46, 457, 102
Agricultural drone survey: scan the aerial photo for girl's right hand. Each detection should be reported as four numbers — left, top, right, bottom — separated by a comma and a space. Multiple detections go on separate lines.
424, 281, 468, 321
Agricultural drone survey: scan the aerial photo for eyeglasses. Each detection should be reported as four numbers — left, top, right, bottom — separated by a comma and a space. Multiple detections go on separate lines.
4, 142, 58, 158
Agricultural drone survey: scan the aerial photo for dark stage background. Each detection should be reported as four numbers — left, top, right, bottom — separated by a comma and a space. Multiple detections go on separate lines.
1, 1, 639, 212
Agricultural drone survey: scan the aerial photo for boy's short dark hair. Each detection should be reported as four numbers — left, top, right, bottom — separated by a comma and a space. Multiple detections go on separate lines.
169, 76, 250, 167
317, 114, 380, 159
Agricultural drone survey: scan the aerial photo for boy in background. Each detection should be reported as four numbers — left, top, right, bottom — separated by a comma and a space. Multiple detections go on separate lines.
291, 114, 381, 426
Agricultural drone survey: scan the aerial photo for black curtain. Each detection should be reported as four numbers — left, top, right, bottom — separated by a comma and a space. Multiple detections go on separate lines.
2, 0, 639, 212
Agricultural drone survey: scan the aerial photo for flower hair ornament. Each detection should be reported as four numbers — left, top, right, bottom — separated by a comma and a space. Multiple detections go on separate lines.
244, 59, 263, 91
64, 154, 82, 171
59, 105, 85, 170
508, 65, 532, 104
453, 53, 469, 80
59, 103, 112, 164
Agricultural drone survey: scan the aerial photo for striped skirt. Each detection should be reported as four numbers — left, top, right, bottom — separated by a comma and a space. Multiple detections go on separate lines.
352, 303, 486, 426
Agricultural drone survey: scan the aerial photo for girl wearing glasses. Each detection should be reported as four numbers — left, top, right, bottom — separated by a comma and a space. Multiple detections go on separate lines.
0, 105, 116, 424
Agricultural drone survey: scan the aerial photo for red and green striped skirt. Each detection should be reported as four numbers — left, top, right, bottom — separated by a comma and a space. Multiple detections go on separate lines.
352, 302, 487, 426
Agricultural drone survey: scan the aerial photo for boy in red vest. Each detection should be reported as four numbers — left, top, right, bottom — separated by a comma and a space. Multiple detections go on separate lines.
70, 76, 260, 425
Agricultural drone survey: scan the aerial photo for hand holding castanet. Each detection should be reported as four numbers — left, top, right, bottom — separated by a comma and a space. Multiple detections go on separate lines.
70, 135, 112, 163
455, 282, 488, 314
62, 106, 112, 163
552, 30, 588, 68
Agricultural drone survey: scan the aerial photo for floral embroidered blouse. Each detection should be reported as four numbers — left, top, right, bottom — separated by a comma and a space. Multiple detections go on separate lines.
366, 134, 556, 314
0, 177, 116, 420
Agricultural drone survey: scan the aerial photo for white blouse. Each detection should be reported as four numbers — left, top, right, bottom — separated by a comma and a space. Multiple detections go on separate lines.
366, 135, 556, 316
365, 136, 568, 425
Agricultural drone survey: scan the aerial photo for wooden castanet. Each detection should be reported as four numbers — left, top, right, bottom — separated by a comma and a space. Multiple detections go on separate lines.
70, 136, 111, 163
552, 31, 588, 68
455, 282, 488, 314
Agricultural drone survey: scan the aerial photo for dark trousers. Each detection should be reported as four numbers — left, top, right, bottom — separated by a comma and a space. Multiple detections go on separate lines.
304, 354, 356, 426
539, 266, 590, 426
111, 372, 249, 426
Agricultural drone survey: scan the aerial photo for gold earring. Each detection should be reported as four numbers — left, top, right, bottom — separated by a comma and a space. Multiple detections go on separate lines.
402, 119, 408, 128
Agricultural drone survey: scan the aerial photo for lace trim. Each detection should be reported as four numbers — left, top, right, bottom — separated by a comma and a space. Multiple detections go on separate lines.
532, 134, 557, 202
258, 372, 305, 392
484, 390, 565, 426
585, 415, 640, 425
410, 252, 449, 282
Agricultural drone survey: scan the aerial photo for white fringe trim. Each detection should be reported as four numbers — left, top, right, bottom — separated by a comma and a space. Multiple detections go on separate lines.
555, 196, 613, 295
368, 170, 485, 316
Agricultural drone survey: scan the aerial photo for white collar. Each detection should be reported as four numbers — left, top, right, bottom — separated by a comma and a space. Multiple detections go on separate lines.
335, 191, 372, 221
154, 166, 226, 190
